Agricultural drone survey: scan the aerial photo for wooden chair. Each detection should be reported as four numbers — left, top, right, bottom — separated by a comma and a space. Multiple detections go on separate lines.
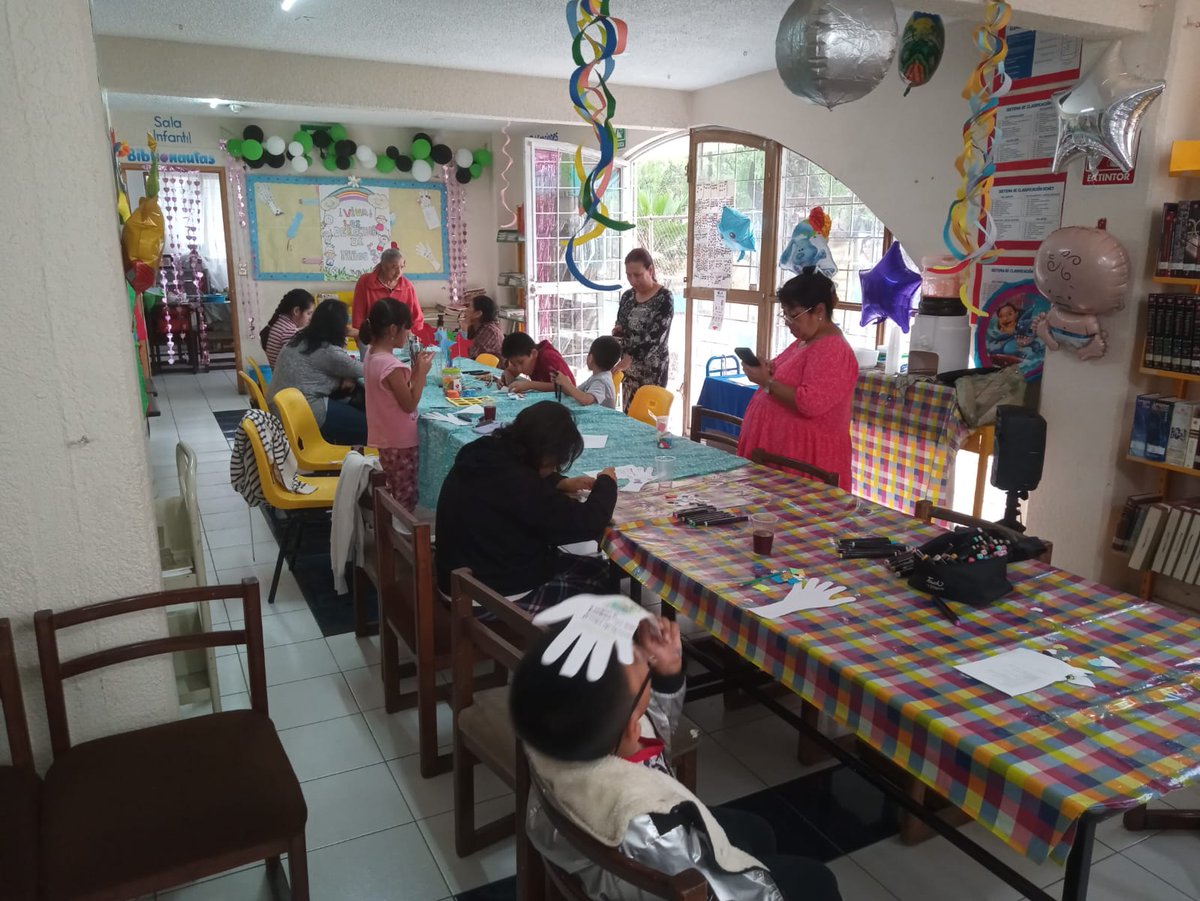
689, 405, 742, 454
350, 470, 384, 638
33, 580, 308, 901
0, 618, 39, 901
627, 386, 674, 426
516, 749, 710, 901
748, 447, 840, 489
451, 567, 542, 857
913, 500, 1054, 564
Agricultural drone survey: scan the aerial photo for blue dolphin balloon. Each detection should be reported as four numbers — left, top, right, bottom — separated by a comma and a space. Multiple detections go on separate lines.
719, 206, 757, 261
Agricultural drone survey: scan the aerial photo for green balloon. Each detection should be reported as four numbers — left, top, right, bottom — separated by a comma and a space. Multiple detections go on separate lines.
474, 148, 492, 167
323, 153, 338, 171
470, 162, 483, 178
411, 138, 431, 160
330, 124, 348, 141
226, 138, 243, 158
293, 130, 314, 152
241, 139, 263, 161
376, 156, 396, 173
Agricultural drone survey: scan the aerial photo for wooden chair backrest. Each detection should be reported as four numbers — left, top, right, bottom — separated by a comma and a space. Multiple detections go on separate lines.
374, 478, 445, 658
914, 499, 1054, 564
749, 447, 839, 488
689, 405, 742, 453
34, 579, 267, 757
0, 619, 34, 771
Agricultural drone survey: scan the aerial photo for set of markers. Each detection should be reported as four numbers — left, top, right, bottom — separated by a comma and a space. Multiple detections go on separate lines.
929, 534, 1010, 565
673, 505, 747, 527
837, 536, 903, 560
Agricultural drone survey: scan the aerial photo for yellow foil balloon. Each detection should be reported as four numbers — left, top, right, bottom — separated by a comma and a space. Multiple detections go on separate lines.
121, 134, 165, 271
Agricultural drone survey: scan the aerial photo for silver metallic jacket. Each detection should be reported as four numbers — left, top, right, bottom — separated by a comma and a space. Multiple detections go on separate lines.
524, 680, 784, 900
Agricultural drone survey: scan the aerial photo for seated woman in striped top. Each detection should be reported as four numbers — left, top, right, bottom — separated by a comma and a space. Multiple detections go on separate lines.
260, 289, 315, 368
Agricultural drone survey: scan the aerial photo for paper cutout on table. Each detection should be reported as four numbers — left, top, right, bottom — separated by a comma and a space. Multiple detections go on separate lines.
533, 594, 655, 681
582, 434, 609, 449
955, 648, 1093, 697
1088, 656, 1120, 669
710, 289, 727, 331
692, 181, 734, 289
749, 579, 856, 618
586, 464, 653, 493
473, 421, 504, 435
421, 411, 471, 426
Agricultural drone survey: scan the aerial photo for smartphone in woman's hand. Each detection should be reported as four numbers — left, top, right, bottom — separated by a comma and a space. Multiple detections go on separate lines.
734, 346, 761, 368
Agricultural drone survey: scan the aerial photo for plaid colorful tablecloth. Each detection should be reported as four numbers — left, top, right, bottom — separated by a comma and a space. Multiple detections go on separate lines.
851, 371, 969, 513
416, 361, 748, 508
603, 466, 1200, 865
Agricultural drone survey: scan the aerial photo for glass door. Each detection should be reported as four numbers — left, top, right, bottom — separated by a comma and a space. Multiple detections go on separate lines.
683, 130, 781, 428
524, 138, 630, 374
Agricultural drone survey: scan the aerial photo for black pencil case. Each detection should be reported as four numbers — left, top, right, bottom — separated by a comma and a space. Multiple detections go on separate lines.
905, 528, 1011, 607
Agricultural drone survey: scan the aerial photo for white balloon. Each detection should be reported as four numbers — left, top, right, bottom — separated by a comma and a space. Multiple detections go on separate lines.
355, 144, 374, 163
411, 159, 433, 182
264, 135, 286, 156
292, 155, 309, 173
454, 147, 474, 168
287, 140, 304, 157
361, 149, 378, 168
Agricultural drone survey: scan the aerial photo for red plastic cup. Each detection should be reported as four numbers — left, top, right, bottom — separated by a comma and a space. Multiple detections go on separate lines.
750, 513, 778, 556
482, 405, 496, 423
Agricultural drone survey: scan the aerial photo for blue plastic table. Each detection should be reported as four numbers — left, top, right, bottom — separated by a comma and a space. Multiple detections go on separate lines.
695, 375, 756, 437
416, 360, 748, 508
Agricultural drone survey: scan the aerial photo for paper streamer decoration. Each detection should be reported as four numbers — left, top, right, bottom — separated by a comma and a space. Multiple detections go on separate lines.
498, 122, 518, 230
444, 164, 469, 306
563, 0, 635, 292
929, 1, 1012, 316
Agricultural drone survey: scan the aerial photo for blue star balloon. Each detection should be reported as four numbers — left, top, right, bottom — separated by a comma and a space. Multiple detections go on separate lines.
859, 241, 921, 333
719, 206, 757, 260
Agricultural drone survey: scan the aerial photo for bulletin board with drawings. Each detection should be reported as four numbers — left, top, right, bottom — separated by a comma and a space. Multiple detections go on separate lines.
246, 174, 448, 281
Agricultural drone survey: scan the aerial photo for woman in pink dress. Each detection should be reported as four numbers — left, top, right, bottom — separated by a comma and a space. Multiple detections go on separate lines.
736, 268, 859, 490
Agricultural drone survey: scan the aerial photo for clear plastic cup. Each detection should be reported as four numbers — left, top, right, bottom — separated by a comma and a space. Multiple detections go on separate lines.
655, 415, 669, 435
653, 455, 675, 488
750, 512, 779, 555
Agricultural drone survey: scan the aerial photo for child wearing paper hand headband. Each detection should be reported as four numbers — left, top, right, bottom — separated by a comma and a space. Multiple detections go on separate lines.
511, 615, 842, 901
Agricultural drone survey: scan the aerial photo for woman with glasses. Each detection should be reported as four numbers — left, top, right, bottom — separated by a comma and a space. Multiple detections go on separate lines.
736, 267, 859, 490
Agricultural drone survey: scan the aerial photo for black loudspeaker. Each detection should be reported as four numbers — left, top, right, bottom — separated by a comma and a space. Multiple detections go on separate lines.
991, 405, 1046, 492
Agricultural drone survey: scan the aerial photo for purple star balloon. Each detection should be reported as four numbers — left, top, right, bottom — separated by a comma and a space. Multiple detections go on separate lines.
859, 242, 921, 333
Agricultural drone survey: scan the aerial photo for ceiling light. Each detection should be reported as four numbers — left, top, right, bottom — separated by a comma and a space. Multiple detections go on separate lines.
280, 0, 298, 10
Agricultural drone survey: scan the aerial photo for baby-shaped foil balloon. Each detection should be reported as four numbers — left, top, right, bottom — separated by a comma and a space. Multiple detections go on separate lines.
1032, 225, 1129, 361
121, 134, 165, 290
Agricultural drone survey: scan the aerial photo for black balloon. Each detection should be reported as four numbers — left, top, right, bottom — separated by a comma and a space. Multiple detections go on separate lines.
245, 155, 265, 169
312, 130, 332, 149
412, 131, 432, 144
455, 167, 472, 184
242, 124, 264, 142
335, 139, 355, 157
386, 145, 400, 160
264, 152, 285, 168
336, 156, 351, 170
431, 143, 453, 165
396, 155, 413, 172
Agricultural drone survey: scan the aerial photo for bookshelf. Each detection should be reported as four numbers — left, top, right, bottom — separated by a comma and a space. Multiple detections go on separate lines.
1125, 455, 1200, 478
1153, 276, 1200, 287
496, 203, 527, 334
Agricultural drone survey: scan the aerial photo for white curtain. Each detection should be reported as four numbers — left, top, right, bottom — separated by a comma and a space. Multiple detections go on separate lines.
128, 169, 229, 292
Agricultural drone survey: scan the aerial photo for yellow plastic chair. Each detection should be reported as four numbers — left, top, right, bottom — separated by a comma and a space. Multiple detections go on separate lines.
237, 371, 268, 412
241, 418, 337, 605
475, 353, 500, 369
613, 370, 624, 392
246, 356, 270, 393
627, 385, 674, 426
272, 387, 354, 472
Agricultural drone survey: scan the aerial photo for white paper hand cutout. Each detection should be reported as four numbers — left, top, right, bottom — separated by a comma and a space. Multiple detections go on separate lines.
533, 594, 655, 681
750, 579, 856, 619
416, 241, 440, 270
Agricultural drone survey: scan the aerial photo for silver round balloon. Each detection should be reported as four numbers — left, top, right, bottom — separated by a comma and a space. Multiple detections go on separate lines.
1051, 42, 1165, 174
775, 0, 898, 109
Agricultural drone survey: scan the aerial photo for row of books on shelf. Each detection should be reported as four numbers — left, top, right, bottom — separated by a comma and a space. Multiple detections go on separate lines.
1129, 394, 1200, 466
1157, 201, 1200, 278
1142, 294, 1200, 373
1112, 494, 1200, 580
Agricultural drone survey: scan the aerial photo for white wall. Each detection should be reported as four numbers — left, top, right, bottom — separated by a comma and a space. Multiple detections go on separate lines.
0, 0, 177, 766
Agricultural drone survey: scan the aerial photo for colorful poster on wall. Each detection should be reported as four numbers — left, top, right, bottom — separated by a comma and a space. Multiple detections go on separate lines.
318, 183, 391, 281
991, 173, 1067, 250
995, 88, 1060, 171
693, 181, 734, 289
972, 257, 1050, 381
1005, 27, 1082, 89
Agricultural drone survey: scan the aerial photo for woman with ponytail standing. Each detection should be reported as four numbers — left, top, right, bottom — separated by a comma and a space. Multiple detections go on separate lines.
261, 289, 315, 367
361, 298, 433, 510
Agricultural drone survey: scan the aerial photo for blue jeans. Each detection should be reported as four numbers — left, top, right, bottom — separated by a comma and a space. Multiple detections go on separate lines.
321, 398, 367, 446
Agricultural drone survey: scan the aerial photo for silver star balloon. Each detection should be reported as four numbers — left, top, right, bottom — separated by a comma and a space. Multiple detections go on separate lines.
1051, 42, 1165, 174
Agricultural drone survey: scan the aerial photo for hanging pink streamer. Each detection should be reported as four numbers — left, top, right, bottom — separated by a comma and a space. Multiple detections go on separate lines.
497, 122, 518, 230
443, 165, 468, 306
224, 161, 261, 345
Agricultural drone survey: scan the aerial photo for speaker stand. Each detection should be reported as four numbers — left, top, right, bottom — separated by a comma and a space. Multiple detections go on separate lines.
996, 489, 1028, 533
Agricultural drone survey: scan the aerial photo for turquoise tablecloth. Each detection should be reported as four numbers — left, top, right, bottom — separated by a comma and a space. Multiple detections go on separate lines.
416, 359, 748, 508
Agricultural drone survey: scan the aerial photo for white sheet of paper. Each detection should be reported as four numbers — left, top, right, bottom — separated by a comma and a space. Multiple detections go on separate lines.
584, 466, 651, 493
582, 434, 608, 449
955, 649, 1093, 697
421, 411, 469, 426
458, 404, 485, 416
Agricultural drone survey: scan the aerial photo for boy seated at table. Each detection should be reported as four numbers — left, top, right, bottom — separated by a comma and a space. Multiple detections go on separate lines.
550, 335, 621, 409
511, 614, 843, 901
501, 331, 575, 394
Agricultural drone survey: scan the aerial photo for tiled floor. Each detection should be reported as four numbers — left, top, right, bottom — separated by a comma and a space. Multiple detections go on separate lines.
148, 370, 1200, 901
